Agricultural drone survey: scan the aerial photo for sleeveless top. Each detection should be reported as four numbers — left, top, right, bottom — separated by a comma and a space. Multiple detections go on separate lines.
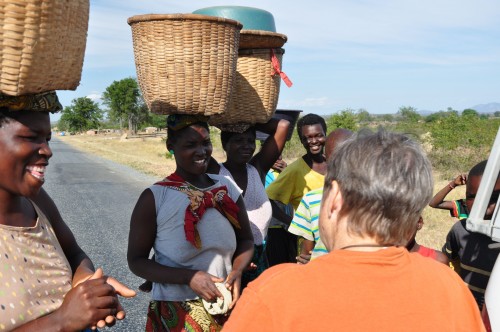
0, 201, 72, 330
219, 164, 272, 245
149, 174, 240, 301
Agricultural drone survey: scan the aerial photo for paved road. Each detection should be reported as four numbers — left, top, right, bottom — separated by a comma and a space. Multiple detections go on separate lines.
43, 137, 157, 331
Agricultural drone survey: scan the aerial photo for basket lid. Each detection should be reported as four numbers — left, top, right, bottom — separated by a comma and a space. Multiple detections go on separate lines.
239, 30, 287, 49
127, 13, 242, 29
193, 6, 276, 31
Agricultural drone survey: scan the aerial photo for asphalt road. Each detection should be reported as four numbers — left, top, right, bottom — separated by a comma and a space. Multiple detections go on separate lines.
43, 137, 158, 331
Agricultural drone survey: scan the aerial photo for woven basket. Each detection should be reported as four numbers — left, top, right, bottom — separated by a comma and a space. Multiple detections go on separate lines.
210, 48, 284, 127
0, 0, 89, 96
239, 30, 287, 49
128, 14, 242, 115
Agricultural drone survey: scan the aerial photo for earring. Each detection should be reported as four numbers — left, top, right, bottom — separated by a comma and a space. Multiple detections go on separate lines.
169, 149, 174, 155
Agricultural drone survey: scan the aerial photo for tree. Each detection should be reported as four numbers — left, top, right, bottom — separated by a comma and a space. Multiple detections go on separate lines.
462, 108, 479, 118
326, 108, 357, 131
398, 106, 421, 123
102, 77, 147, 134
58, 97, 102, 133
357, 109, 371, 123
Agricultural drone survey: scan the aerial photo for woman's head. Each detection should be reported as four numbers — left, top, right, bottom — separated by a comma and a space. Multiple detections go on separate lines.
220, 127, 256, 164
166, 114, 212, 178
0, 109, 52, 198
320, 129, 433, 247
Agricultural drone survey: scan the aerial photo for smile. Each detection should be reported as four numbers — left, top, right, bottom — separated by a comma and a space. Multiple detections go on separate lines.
26, 165, 46, 181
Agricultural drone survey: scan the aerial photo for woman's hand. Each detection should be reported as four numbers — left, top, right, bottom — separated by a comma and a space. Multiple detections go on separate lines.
189, 271, 224, 302
225, 269, 243, 310
54, 269, 121, 331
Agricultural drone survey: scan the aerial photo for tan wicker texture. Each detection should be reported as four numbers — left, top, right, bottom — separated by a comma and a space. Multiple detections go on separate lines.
128, 14, 242, 115
239, 30, 287, 49
210, 48, 283, 126
0, 0, 89, 96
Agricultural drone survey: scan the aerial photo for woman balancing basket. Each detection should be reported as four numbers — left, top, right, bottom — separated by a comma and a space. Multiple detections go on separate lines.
128, 14, 242, 115
0, 0, 89, 96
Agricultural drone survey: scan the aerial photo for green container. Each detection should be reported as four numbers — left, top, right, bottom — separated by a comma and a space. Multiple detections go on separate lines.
193, 6, 276, 32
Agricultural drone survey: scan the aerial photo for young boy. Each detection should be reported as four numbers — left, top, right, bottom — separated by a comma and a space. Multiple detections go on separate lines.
443, 160, 500, 309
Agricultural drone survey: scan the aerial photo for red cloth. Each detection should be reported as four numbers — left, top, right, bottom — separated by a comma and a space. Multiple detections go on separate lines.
155, 173, 240, 249
416, 245, 438, 260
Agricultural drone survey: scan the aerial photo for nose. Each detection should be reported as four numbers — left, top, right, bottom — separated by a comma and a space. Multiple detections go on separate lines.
39, 141, 53, 159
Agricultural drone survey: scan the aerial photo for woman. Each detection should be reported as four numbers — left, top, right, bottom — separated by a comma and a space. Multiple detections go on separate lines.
0, 92, 135, 331
207, 118, 290, 288
127, 114, 254, 331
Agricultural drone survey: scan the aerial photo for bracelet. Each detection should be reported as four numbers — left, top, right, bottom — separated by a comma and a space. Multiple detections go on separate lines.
448, 182, 456, 190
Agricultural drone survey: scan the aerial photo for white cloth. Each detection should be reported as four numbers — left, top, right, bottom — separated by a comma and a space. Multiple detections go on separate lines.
149, 174, 240, 301
219, 164, 272, 245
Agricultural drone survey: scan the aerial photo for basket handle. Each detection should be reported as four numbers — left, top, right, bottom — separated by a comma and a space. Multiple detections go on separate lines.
271, 49, 292, 87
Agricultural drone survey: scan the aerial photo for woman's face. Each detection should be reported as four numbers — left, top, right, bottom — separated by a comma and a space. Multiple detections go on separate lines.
0, 111, 52, 198
168, 124, 212, 178
300, 124, 326, 155
224, 130, 256, 164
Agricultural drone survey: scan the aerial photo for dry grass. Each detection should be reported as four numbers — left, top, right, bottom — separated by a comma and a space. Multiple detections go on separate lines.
58, 133, 462, 250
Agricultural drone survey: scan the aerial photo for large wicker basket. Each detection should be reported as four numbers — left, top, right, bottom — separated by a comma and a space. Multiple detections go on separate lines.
0, 0, 89, 96
210, 48, 284, 127
128, 14, 242, 115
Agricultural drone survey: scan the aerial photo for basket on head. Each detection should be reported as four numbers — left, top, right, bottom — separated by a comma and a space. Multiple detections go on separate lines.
239, 30, 287, 49
0, 0, 89, 96
209, 48, 284, 127
128, 14, 242, 115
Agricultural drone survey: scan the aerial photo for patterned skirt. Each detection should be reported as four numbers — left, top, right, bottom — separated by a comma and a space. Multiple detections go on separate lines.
145, 300, 228, 332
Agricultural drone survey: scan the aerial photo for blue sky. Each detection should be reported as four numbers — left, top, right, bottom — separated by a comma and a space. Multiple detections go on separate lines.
54, 0, 500, 120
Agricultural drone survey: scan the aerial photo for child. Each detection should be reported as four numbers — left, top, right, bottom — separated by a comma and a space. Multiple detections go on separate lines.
429, 173, 468, 219
442, 160, 500, 309
407, 218, 448, 265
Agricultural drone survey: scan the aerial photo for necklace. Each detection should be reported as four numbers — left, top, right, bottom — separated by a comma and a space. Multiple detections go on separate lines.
340, 243, 394, 250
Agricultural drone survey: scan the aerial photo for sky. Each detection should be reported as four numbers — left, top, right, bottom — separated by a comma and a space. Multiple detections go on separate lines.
54, 0, 500, 121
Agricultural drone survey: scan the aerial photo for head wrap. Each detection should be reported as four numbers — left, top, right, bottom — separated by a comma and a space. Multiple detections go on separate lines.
0, 91, 62, 113
167, 114, 209, 131
215, 122, 252, 133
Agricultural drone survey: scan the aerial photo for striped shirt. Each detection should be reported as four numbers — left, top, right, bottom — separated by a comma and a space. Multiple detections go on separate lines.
288, 188, 328, 259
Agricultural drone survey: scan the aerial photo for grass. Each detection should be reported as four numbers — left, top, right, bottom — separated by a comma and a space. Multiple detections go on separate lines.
57, 132, 462, 251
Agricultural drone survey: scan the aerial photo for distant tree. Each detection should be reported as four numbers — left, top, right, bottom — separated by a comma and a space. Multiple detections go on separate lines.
398, 106, 420, 123
462, 109, 479, 117
326, 108, 357, 131
494, 111, 500, 117
381, 114, 394, 122
58, 97, 102, 133
102, 77, 147, 134
357, 109, 371, 123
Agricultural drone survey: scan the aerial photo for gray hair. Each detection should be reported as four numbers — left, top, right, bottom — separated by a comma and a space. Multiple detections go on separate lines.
324, 129, 433, 246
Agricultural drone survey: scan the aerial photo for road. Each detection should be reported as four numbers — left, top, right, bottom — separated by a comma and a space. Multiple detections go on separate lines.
43, 137, 157, 331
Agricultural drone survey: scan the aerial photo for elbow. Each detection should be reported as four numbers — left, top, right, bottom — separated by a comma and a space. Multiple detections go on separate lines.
277, 119, 290, 133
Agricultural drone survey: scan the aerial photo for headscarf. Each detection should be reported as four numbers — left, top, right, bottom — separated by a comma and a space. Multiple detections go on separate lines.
167, 114, 209, 131
155, 172, 240, 249
0, 91, 62, 113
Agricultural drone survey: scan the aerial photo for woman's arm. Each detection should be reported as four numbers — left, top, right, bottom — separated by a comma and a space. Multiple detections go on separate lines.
127, 189, 225, 301
26, 188, 134, 331
251, 118, 290, 181
225, 196, 254, 308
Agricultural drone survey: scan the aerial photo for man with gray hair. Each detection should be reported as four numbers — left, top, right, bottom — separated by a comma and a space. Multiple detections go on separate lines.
225, 130, 484, 331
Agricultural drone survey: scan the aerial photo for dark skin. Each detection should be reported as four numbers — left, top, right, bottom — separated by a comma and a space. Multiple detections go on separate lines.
127, 124, 254, 308
0, 111, 135, 331
269, 123, 327, 227
407, 218, 449, 265
207, 118, 290, 189
429, 173, 467, 213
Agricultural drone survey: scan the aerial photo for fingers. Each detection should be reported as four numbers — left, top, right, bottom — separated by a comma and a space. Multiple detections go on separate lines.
106, 276, 137, 298
229, 279, 241, 310
89, 267, 104, 280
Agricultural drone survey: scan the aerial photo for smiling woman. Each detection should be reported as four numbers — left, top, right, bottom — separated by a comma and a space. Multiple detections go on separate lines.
0, 91, 135, 331
127, 114, 254, 331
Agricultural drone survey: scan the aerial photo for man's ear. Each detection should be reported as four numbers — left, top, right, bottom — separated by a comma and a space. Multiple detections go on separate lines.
166, 139, 173, 152
323, 180, 343, 220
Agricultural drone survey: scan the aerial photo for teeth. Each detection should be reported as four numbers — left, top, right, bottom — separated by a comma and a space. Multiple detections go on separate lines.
26, 166, 46, 181
194, 159, 205, 164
